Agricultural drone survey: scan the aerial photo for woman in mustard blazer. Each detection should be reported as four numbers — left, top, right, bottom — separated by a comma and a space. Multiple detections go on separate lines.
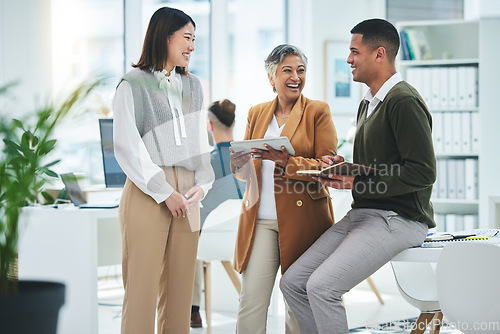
230, 44, 338, 334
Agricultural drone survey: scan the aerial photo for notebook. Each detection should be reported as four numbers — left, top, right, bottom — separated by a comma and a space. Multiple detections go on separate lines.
60, 173, 119, 209
421, 229, 500, 248
297, 161, 379, 177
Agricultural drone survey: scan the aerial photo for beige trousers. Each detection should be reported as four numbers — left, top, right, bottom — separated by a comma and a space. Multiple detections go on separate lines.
119, 167, 199, 334
192, 260, 203, 306
237, 219, 299, 334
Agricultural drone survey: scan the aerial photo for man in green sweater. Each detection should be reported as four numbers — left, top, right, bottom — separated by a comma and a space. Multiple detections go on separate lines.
280, 18, 436, 334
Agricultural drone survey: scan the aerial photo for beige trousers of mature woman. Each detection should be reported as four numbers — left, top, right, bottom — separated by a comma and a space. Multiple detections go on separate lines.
119, 167, 200, 334
237, 219, 299, 334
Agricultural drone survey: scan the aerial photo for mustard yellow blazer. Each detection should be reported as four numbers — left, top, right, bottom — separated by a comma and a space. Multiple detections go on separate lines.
233, 94, 338, 274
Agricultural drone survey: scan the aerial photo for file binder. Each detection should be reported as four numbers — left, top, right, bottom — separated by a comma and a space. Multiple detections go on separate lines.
438, 67, 449, 109
437, 159, 448, 198
455, 159, 465, 199
451, 112, 462, 152
457, 67, 467, 108
471, 112, 480, 152
430, 67, 441, 109
464, 158, 478, 200
448, 67, 459, 109
443, 112, 453, 152
432, 112, 444, 152
461, 112, 472, 153
465, 66, 478, 108
447, 159, 457, 199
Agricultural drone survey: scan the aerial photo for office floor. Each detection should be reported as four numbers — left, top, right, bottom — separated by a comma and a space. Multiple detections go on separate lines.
97, 274, 427, 334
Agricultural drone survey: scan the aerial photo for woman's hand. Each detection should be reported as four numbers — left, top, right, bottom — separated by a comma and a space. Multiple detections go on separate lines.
230, 147, 252, 168
252, 144, 290, 168
184, 186, 204, 212
164, 191, 189, 218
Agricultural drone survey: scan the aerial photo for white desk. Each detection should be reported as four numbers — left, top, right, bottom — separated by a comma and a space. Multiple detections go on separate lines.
18, 206, 121, 334
392, 237, 500, 263
391, 246, 443, 263
391, 238, 500, 334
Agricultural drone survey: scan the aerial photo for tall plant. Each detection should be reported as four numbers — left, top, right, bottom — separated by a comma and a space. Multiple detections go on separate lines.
0, 80, 101, 293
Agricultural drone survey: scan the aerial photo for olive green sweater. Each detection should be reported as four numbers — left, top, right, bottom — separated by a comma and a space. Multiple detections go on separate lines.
352, 81, 436, 227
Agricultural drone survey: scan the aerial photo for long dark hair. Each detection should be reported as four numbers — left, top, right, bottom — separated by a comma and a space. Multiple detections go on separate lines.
133, 7, 195, 75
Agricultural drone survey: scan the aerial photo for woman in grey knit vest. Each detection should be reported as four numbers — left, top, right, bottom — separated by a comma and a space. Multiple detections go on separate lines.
113, 7, 214, 334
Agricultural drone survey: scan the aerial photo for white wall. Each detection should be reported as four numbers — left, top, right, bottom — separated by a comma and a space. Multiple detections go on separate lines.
286, 0, 385, 145
465, 0, 500, 19
0, 0, 53, 116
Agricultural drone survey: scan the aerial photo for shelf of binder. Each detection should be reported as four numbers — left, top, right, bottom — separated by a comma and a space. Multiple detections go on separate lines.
397, 18, 500, 230
398, 20, 479, 62
398, 59, 479, 66
431, 199, 479, 216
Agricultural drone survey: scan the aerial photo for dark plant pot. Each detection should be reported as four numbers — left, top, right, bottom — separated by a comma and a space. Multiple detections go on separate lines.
0, 280, 65, 334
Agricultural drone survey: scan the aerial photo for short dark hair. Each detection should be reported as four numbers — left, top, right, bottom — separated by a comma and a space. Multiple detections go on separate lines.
133, 7, 195, 75
350, 18, 399, 61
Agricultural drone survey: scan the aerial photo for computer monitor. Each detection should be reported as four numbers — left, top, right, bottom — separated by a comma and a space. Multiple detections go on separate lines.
98, 119, 126, 188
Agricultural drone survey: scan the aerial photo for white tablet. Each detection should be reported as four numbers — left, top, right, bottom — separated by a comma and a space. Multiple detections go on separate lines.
230, 137, 295, 156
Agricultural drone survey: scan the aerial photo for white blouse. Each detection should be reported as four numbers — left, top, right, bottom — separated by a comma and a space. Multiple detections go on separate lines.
257, 115, 285, 220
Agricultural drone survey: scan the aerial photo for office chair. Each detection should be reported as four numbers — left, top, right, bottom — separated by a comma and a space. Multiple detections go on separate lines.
437, 242, 500, 334
197, 199, 242, 333
390, 260, 443, 334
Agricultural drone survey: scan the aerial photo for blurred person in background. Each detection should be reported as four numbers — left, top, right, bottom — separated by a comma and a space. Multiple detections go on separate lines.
190, 99, 244, 328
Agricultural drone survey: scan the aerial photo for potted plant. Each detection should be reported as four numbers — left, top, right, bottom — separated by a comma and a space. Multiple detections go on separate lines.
0, 80, 100, 333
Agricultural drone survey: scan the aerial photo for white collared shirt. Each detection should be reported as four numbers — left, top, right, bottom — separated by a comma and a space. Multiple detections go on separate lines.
363, 72, 403, 118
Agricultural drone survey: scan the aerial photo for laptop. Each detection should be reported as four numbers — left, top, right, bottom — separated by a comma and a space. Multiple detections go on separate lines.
98, 119, 126, 188
60, 173, 119, 209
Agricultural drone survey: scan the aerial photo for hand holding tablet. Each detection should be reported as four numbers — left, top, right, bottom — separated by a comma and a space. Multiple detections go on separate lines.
230, 137, 295, 156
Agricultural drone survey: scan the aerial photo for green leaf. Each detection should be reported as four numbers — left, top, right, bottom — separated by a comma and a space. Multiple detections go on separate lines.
21, 131, 31, 148
42, 168, 58, 178
3, 139, 22, 154
37, 139, 57, 155
31, 134, 39, 146
41, 191, 55, 204
43, 159, 61, 168
11, 119, 24, 130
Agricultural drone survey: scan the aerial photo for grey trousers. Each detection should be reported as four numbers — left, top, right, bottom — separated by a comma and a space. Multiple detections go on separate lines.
280, 208, 428, 334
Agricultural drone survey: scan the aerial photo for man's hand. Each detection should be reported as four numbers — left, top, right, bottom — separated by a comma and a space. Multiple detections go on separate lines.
164, 191, 189, 218
321, 154, 345, 169
313, 174, 355, 190
251, 144, 290, 168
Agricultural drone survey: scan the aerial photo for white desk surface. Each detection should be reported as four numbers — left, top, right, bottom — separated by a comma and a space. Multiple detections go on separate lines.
392, 237, 500, 263
18, 205, 120, 334
391, 247, 443, 263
